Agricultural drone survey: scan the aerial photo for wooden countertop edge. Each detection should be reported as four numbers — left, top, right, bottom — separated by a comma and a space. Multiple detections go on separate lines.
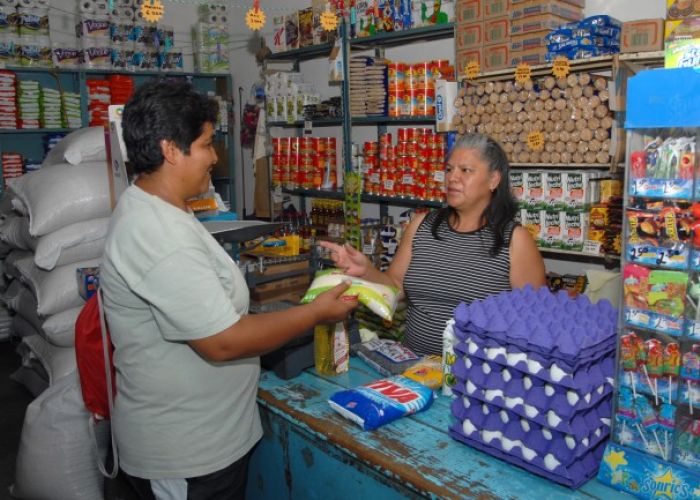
257, 387, 500, 500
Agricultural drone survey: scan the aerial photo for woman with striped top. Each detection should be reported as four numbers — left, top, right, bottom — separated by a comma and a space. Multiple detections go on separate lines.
321, 133, 546, 355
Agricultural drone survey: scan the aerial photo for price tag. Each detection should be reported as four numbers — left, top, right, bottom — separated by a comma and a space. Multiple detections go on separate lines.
304, 120, 313, 135
582, 240, 602, 255
369, 173, 380, 183
551, 56, 571, 79
433, 171, 445, 183
465, 60, 480, 80
402, 174, 414, 185
245, 7, 266, 30
141, 0, 164, 22
527, 131, 545, 152
320, 9, 338, 31
383, 179, 395, 191
514, 64, 532, 85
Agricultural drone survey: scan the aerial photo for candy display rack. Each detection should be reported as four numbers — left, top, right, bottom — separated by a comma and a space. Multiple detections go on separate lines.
598, 68, 700, 498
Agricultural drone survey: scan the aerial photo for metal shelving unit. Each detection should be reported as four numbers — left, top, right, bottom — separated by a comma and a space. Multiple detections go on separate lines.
0, 67, 236, 206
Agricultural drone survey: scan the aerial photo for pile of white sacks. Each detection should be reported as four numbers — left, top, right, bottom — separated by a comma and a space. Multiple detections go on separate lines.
3, 127, 113, 500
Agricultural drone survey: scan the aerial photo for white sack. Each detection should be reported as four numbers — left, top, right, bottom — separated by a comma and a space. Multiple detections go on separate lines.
21, 333, 76, 384
43, 306, 82, 348
34, 217, 109, 271
8, 162, 111, 236
42, 126, 107, 167
11, 373, 108, 500
15, 256, 100, 316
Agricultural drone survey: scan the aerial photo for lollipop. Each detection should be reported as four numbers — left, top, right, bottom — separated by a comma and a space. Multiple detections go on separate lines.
645, 338, 663, 405
681, 346, 700, 415
616, 387, 636, 441
621, 333, 641, 398
664, 342, 681, 404
635, 395, 665, 459
677, 420, 700, 456
658, 403, 676, 461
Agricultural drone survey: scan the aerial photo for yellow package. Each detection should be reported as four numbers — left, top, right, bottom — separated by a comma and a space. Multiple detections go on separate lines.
402, 356, 443, 390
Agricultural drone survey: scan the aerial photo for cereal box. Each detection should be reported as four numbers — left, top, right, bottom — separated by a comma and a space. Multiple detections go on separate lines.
544, 171, 565, 209
524, 208, 545, 246
562, 211, 589, 251
510, 170, 525, 203
565, 172, 599, 210
541, 210, 564, 248
525, 171, 545, 208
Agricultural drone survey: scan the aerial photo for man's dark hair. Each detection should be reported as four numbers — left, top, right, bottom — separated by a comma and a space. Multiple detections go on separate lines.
121, 80, 219, 175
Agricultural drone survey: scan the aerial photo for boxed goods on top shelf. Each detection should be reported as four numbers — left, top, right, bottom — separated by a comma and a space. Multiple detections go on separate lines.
351, 0, 455, 39
265, 70, 323, 123
453, 72, 613, 166
544, 15, 622, 64
267, 1, 336, 53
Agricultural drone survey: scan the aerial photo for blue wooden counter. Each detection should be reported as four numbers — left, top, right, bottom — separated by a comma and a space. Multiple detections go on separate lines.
246, 358, 633, 499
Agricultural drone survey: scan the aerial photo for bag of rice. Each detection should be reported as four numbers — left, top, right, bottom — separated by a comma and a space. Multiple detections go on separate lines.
328, 375, 434, 430
301, 269, 399, 321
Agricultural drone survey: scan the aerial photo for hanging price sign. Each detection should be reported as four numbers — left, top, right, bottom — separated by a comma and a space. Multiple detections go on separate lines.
246, 5, 266, 30
527, 131, 545, 152
514, 63, 532, 85
552, 56, 571, 79
141, 0, 164, 23
465, 60, 480, 80
320, 7, 338, 31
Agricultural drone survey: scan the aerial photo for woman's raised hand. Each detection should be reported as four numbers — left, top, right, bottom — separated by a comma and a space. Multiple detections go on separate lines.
318, 241, 369, 277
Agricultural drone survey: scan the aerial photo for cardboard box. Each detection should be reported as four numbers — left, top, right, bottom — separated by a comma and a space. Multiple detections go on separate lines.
525, 171, 545, 208
483, 43, 510, 70
250, 274, 311, 303
510, 171, 525, 203
665, 16, 700, 42
667, 0, 700, 20
457, 0, 483, 23
565, 172, 600, 210
621, 19, 665, 53
562, 211, 589, 251
457, 47, 484, 76
510, 46, 548, 65
524, 208, 544, 245
455, 22, 484, 49
541, 210, 564, 248
298, 8, 314, 48
483, 0, 508, 19
285, 13, 300, 50
435, 80, 459, 132
510, 30, 550, 51
510, 14, 570, 35
509, 1, 583, 22
484, 16, 510, 44
268, 16, 286, 53
544, 171, 565, 209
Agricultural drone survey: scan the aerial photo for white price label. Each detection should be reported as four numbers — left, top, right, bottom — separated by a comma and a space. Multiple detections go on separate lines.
433, 171, 445, 183
383, 180, 394, 191
304, 120, 313, 134
369, 173, 380, 183
402, 174, 414, 185
582, 240, 602, 255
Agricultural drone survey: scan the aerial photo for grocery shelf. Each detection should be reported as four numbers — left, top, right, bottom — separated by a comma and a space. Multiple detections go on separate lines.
281, 187, 443, 208
267, 118, 343, 127
265, 42, 334, 62
510, 163, 611, 169
352, 116, 436, 125
1, 65, 229, 78
350, 23, 454, 49
539, 247, 621, 267
0, 128, 76, 134
282, 188, 346, 200
462, 51, 665, 83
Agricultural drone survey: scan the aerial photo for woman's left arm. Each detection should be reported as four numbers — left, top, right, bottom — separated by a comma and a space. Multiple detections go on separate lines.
509, 225, 547, 289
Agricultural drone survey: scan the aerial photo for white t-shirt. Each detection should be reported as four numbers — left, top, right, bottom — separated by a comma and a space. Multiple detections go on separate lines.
100, 185, 262, 479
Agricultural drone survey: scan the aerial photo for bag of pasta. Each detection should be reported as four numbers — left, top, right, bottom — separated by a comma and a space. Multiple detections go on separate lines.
301, 269, 399, 321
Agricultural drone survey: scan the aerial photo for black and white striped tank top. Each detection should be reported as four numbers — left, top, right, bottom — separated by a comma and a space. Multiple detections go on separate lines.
403, 210, 516, 356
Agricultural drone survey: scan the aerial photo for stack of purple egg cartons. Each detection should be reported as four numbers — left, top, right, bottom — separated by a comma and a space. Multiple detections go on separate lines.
448, 285, 617, 488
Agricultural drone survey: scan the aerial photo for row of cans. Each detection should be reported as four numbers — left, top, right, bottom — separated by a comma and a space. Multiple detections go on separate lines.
387, 60, 454, 92
363, 166, 446, 201
272, 136, 337, 156
271, 152, 337, 190
388, 88, 436, 117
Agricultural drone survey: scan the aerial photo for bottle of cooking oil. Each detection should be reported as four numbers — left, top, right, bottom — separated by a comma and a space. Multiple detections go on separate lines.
314, 322, 349, 375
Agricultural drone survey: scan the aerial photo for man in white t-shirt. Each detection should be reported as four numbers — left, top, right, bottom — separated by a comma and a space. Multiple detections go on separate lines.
100, 81, 357, 500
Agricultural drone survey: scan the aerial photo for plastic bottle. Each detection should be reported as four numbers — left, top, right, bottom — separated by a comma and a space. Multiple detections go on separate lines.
314, 322, 349, 375
442, 319, 457, 397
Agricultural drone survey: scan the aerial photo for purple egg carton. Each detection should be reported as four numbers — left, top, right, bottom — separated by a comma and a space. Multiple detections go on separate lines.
452, 356, 613, 419
454, 340, 615, 394
450, 377, 613, 440
457, 331, 616, 373
453, 286, 617, 360
450, 396, 609, 465
448, 424, 607, 489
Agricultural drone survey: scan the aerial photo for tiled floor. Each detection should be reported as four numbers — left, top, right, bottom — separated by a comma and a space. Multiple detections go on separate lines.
0, 340, 33, 497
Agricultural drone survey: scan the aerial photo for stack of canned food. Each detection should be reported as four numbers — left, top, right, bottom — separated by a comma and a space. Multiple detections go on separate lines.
387, 59, 454, 118
361, 127, 446, 202
271, 136, 338, 191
